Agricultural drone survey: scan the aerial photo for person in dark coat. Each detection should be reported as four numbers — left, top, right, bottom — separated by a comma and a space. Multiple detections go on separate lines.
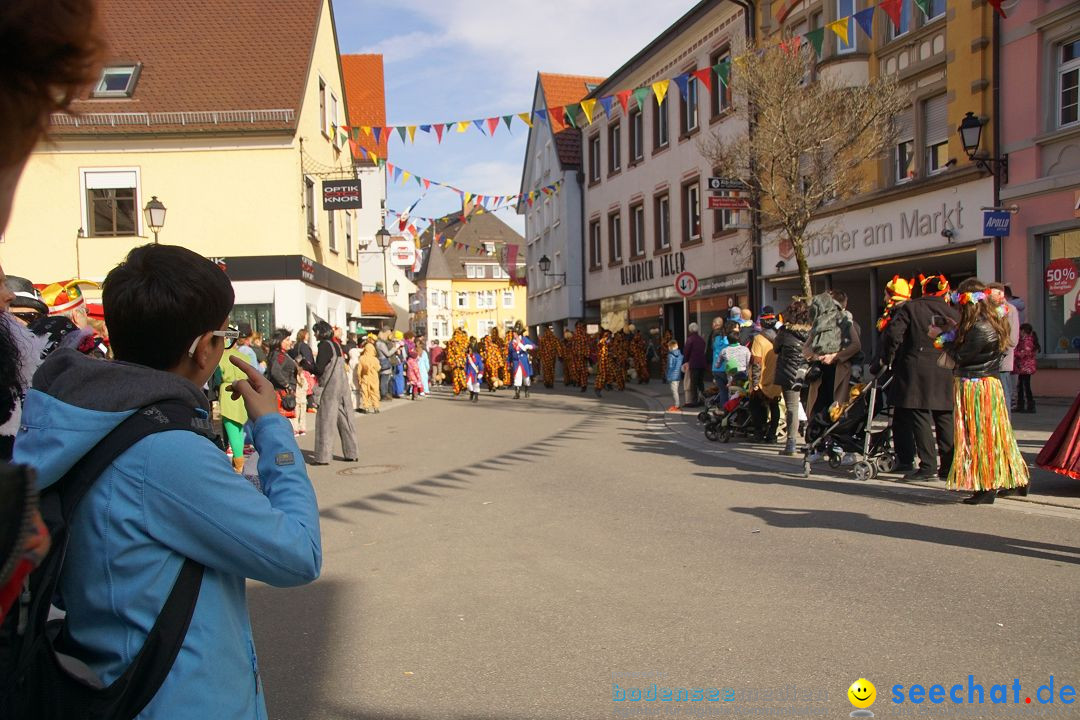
683, 323, 708, 406
873, 274, 958, 479
773, 300, 811, 456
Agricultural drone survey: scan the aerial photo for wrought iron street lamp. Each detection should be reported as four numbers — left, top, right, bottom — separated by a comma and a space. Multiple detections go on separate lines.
392, 280, 400, 295
144, 195, 166, 243
375, 226, 391, 293
957, 111, 1008, 182
538, 254, 565, 281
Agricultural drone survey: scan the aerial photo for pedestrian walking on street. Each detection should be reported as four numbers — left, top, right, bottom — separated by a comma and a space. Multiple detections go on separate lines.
748, 308, 781, 444
290, 327, 316, 410
417, 336, 431, 396
311, 321, 357, 465
874, 273, 957, 479
1013, 323, 1039, 413
664, 338, 684, 412
218, 333, 250, 474
773, 300, 811, 456
683, 322, 707, 407
987, 283, 1020, 419
935, 279, 1029, 504
375, 328, 397, 401
406, 348, 422, 400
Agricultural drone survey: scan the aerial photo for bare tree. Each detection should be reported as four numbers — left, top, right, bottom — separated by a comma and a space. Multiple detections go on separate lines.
701, 42, 909, 299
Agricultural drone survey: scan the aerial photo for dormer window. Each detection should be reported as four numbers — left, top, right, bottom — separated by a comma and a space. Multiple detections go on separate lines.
93, 64, 141, 98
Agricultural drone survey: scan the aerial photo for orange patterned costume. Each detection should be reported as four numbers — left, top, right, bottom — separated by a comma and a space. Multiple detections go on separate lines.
481, 328, 510, 390
569, 323, 591, 391
594, 331, 613, 395
629, 327, 650, 383
538, 326, 561, 388
610, 330, 628, 391
447, 328, 468, 395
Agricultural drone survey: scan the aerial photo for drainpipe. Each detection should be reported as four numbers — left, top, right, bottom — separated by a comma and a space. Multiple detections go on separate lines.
992, 7, 1002, 282
729, 0, 759, 308
577, 168, 586, 323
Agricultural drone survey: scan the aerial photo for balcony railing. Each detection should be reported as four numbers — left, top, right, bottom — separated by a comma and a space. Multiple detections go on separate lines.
51, 109, 296, 127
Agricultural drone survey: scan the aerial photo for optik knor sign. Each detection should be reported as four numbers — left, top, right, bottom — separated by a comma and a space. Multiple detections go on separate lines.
322, 180, 362, 210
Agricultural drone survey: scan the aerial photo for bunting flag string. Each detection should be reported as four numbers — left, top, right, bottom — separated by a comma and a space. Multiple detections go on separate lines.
372, 156, 564, 209
340, 1, 1008, 154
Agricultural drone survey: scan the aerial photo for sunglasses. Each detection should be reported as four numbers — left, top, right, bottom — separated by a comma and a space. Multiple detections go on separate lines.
12, 311, 44, 325
187, 326, 240, 357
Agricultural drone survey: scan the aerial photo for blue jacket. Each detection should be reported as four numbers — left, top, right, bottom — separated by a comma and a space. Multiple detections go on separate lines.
665, 349, 685, 382
13, 350, 321, 720
466, 352, 484, 383
711, 335, 730, 372
507, 336, 536, 376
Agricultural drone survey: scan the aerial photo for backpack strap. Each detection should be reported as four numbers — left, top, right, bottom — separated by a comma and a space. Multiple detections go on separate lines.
27, 401, 215, 717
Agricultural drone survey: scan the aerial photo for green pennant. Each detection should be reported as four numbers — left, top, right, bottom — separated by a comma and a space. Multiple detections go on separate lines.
351, 127, 360, 140
913, 0, 931, 16
805, 27, 825, 57
632, 87, 651, 111
713, 61, 731, 87
503, 114, 514, 130
564, 103, 579, 128
396, 126, 407, 143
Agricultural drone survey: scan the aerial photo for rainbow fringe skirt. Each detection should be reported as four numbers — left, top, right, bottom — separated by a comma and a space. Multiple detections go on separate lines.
947, 376, 1030, 492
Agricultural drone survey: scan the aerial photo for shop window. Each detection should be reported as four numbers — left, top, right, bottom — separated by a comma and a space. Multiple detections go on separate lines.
653, 96, 669, 151
710, 48, 731, 118
655, 193, 671, 250
231, 304, 275, 340
682, 180, 701, 245
629, 107, 644, 163
837, 0, 856, 54
1059, 37, 1080, 129
588, 134, 601, 182
923, 94, 949, 175
608, 121, 621, 174
680, 69, 699, 136
608, 211, 622, 264
1042, 230, 1080, 355
589, 219, 602, 269
630, 203, 646, 257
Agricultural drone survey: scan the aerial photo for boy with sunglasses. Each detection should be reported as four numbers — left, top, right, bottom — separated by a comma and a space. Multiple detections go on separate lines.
12, 243, 321, 718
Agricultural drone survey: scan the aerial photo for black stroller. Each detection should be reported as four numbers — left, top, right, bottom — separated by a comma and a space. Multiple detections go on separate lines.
801, 370, 897, 481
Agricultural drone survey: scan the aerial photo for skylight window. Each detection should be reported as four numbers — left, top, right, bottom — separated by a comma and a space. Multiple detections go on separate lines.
93, 64, 141, 98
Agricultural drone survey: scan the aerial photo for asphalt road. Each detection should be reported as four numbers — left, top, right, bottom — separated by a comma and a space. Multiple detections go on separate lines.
249, 386, 1080, 720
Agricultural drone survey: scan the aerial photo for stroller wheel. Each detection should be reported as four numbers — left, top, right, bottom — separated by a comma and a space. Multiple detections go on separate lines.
704, 425, 720, 442
697, 411, 710, 423
827, 451, 844, 469
854, 460, 875, 482
875, 452, 898, 474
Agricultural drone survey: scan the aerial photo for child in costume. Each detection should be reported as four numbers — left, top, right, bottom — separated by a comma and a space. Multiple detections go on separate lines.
1012, 323, 1039, 413
465, 339, 485, 403
406, 349, 422, 400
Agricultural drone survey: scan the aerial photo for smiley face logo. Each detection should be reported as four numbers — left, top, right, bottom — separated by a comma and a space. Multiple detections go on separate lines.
848, 678, 876, 709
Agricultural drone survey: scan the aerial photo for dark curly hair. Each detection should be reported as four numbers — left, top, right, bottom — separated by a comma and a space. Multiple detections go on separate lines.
0, 315, 23, 430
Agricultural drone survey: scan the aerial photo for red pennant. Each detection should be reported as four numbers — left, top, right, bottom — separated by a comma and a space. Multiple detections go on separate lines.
486, 117, 500, 135
691, 68, 712, 92
879, 0, 903, 30
615, 90, 632, 115
423, 178, 431, 190
986, 0, 1006, 17
434, 124, 445, 142
548, 105, 565, 130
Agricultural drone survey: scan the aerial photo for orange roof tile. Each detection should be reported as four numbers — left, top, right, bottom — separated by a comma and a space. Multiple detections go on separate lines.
361, 291, 395, 317
538, 73, 606, 110
341, 54, 388, 161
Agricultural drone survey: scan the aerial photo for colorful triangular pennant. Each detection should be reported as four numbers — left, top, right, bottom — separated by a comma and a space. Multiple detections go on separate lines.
616, 89, 632, 115
633, 87, 651, 111
672, 74, 691, 101
517, 112, 533, 127
879, 0, 903, 30
853, 7, 875, 39
827, 17, 851, 47
804, 27, 826, 57
599, 95, 614, 118
651, 80, 670, 106
580, 98, 598, 124
714, 60, 731, 87
692, 67, 712, 92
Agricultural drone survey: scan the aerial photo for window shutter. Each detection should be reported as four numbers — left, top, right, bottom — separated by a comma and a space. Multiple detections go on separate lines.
923, 94, 948, 145
894, 107, 914, 141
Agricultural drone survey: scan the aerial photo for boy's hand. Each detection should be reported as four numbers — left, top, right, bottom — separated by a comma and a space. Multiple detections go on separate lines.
228, 355, 279, 421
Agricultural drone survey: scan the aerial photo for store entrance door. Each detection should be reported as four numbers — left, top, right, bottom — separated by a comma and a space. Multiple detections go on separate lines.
663, 301, 686, 344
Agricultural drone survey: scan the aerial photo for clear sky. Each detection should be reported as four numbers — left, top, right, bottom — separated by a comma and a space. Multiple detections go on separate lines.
333, 0, 698, 235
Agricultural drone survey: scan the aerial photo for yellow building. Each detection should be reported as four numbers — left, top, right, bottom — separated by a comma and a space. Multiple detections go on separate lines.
758, 0, 1000, 344
2, 0, 384, 336
413, 212, 528, 343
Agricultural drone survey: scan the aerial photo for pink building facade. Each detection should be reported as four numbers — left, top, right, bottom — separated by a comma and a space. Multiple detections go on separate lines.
1000, 1, 1080, 396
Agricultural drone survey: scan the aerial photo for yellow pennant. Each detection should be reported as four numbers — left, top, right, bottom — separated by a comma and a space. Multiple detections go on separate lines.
827, 17, 850, 46
465, 192, 473, 204
580, 98, 597, 125
401, 171, 411, 184
651, 80, 670, 106
407, 126, 417, 143
517, 112, 533, 127
361, 126, 372, 136
456, 121, 469, 133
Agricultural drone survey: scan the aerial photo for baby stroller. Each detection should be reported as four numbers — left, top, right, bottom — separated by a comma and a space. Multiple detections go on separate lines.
801, 370, 896, 481
703, 373, 754, 442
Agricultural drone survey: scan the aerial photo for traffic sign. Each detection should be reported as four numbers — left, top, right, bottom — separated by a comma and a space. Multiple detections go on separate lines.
707, 177, 749, 192
707, 196, 750, 210
675, 271, 698, 297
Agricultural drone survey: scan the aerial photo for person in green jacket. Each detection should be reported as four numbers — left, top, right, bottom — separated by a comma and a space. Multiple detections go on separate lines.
219, 342, 249, 473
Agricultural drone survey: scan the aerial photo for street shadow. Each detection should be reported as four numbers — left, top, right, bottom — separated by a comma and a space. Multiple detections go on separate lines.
730, 506, 1080, 565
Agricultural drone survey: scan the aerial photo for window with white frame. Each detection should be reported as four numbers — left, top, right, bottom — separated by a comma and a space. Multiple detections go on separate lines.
655, 193, 670, 250
82, 169, 139, 237
888, 0, 911, 40
894, 109, 914, 183
608, 121, 622, 173
492, 265, 509, 280
502, 290, 515, 307
629, 107, 644, 163
345, 212, 354, 261
923, 94, 949, 175
456, 292, 468, 308
710, 50, 731, 117
483, 242, 495, 254
438, 319, 449, 338
327, 210, 337, 252
93, 64, 140, 98
304, 176, 317, 237
1059, 37, 1080, 128
478, 290, 496, 309
430, 290, 441, 308
608, 211, 622, 263
837, 0, 856, 53
925, 0, 945, 21
329, 92, 339, 143
680, 72, 699, 135
630, 203, 645, 257
318, 78, 327, 136
466, 264, 482, 279
589, 219, 602, 268
654, 96, 669, 149
478, 319, 497, 335
682, 180, 701, 244
440, 291, 449, 308
588, 134, 601, 182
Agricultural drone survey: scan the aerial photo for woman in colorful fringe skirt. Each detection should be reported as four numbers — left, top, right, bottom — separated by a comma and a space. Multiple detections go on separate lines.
937, 278, 1029, 504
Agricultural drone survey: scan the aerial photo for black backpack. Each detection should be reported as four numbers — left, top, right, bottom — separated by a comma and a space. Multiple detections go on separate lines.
1, 402, 216, 720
